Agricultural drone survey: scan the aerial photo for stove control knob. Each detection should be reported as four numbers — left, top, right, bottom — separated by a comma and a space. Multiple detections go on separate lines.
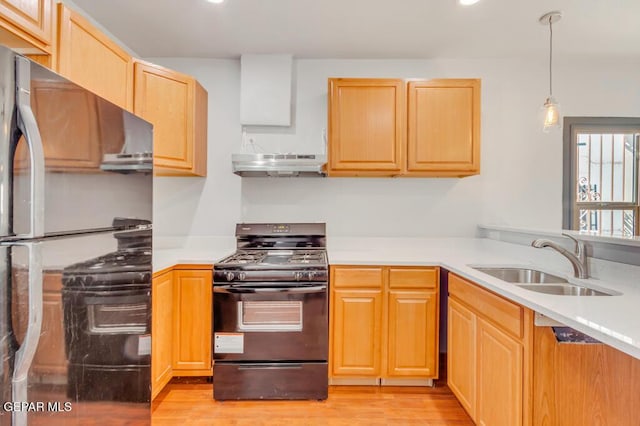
225, 272, 235, 281
307, 271, 316, 280
238, 272, 246, 281
294, 271, 303, 281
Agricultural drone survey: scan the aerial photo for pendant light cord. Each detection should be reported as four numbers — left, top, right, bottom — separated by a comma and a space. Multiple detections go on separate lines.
549, 17, 553, 97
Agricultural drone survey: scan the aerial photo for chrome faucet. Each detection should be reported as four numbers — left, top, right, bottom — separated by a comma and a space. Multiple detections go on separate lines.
531, 234, 589, 279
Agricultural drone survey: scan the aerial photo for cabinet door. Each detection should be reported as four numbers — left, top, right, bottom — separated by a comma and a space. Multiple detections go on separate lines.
0, 0, 52, 52
476, 317, 523, 426
31, 273, 66, 377
407, 79, 480, 176
57, 4, 133, 110
330, 288, 382, 377
14, 80, 102, 172
448, 297, 477, 420
152, 271, 173, 399
172, 270, 212, 374
328, 78, 405, 176
387, 290, 438, 377
134, 60, 208, 177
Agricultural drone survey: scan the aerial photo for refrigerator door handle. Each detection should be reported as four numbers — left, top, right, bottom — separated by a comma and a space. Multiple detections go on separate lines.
11, 241, 43, 426
15, 55, 45, 239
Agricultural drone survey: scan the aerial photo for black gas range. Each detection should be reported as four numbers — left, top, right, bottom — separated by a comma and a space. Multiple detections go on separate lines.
213, 249, 327, 283
62, 227, 151, 403
212, 223, 328, 400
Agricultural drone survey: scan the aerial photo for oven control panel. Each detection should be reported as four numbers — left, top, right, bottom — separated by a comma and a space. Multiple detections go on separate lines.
272, 224, 290, 233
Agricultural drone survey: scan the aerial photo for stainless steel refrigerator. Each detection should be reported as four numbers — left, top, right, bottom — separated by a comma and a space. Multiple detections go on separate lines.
0, 45, 153, 425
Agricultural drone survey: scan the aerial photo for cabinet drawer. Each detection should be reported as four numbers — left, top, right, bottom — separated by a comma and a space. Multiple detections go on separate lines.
449, 274, 523, 340
389, 267, 438, 289
331, 266, 383, 289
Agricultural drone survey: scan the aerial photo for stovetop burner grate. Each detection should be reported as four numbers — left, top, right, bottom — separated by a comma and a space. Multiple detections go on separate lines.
218, 249, 327, 268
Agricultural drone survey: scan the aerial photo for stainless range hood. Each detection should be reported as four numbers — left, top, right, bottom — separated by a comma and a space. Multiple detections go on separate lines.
232, 153, 326, 177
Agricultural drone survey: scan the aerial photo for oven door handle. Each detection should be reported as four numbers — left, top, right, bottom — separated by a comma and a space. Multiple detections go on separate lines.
214, 285, 327, 294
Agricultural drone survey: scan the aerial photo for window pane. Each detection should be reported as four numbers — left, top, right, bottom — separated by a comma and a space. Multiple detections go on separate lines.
578, 209, 635, 236
576, 132, 636, 203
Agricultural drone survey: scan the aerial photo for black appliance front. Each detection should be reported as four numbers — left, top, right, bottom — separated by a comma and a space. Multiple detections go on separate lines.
61, 232, 151, 403
213, 362, 328, 401
62, 287, 151, 402
213, 284, 328, 400
213, 284, 328, 361
1, 231, 151, 425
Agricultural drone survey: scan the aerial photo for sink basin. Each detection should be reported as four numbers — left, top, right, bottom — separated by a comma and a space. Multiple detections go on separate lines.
517, 284, 613, 296
472, 267, 568, 284
471, 266, 617, 296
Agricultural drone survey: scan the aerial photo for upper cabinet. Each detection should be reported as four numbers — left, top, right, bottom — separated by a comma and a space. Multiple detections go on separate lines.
0, 0, 53, 54
327, 77, 481, 178
56, 3, 133, 110
407, 79, 480, 176
133, 60, 208, 177
4, 2, 209, 177
328, 78, 405, 176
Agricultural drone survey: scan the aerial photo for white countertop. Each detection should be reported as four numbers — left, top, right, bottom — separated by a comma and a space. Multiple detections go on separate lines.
154, 247, 233, 272
153, 236, 640, 361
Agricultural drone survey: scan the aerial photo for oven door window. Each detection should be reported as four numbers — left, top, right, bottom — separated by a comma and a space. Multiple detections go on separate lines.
86, 295, 149, 334
238, 301, 303, 332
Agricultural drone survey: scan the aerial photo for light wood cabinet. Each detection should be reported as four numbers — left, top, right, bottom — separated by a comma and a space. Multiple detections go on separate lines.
407, 79, 480, 176
31, 272, 66, 378
331, 288, 383, 378
386, 268, 439, 378
327, 78, 480, 177
447, 273, 533, 426
533, 326, 640, 426
0, 0, 53, 54
15, 80, 101, 171
151, 265, 213, 399
330, 265, 439, 385
152, 269, 173, 400
476, 317, 523, 426
14, 80, 133, 173
328, 78, 405, 176
133, 60, 208, 177
11, 270, 67, 380
447, 298, 476, 418
56, 3, 133, 110
172, 267, 212, 375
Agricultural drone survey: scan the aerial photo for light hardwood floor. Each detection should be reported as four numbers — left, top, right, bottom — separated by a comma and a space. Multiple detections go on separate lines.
152, 378, 473, 425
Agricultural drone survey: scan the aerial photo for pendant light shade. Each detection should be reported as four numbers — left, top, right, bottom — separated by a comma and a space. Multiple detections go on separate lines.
542, 97, 560, 131
539, 11, 562, 132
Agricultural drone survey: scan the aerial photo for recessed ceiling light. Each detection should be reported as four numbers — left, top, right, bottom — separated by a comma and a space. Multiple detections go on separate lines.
459, 0, 481, 5
206, 0, 225, 4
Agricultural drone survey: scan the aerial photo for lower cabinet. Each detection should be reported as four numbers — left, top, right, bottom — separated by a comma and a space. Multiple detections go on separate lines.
533, 326, 640, 426
172, 267, 213, 375
151, 269, 173, 400
330, 265, 439, 385
447, 273, 533, 426
151, 265, 213, 400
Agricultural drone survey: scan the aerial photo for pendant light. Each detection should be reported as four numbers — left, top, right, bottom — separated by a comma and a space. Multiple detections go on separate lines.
539, 11, 562, 132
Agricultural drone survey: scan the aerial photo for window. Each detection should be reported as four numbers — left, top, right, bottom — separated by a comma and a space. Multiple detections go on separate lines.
563, 118, 640, 236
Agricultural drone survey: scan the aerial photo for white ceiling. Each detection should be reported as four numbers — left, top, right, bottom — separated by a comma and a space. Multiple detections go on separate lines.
70, 0, 640, 59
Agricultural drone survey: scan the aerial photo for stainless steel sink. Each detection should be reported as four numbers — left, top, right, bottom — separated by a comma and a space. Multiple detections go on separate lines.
470, 266, 615, 296
517, 284, 613, 296
472, 267, 568, 284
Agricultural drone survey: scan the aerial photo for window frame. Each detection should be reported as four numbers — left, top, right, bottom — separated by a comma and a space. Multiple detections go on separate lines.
562, 117, 640, 236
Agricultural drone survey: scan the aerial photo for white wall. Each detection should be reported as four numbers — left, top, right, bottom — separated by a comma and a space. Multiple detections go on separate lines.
150, 58, 243, 238
149, 56, 640, 239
